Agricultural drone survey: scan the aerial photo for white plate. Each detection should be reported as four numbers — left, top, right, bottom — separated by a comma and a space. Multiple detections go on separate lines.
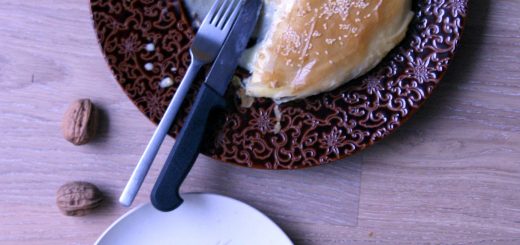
96, 193, 293, 245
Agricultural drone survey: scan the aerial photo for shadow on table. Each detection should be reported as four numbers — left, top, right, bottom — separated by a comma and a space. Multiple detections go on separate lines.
183, 154, 363, 231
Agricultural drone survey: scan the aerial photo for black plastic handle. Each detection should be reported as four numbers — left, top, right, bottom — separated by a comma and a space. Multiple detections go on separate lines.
151, 84, 226, 212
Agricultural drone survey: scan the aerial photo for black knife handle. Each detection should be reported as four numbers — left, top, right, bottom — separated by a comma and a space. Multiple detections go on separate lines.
151, 84, 226, 212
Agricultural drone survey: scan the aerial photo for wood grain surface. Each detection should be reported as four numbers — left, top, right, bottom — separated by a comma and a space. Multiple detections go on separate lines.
1, 0, 519, 244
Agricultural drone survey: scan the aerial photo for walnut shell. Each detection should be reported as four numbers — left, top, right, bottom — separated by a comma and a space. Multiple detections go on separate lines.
56, 181, 104, 216
61, 99, 98, 145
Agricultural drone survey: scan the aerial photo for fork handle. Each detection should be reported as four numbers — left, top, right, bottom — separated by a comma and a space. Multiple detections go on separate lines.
151, 84, 226, 212
119, 59, 204, 207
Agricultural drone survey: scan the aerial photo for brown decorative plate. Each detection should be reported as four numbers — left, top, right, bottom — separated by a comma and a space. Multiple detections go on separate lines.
91, 0, 468, 169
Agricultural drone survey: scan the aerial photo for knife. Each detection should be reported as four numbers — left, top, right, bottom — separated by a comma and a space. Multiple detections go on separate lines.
151, 0, 262, 212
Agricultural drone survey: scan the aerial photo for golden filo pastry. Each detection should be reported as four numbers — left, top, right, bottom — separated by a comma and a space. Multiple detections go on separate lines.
243, 0, 414, 102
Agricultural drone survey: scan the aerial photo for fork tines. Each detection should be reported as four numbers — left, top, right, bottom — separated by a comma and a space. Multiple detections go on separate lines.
205, 0, 243, 30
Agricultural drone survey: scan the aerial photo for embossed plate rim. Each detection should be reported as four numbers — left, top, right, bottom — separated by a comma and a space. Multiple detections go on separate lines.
90, 0, 468, 170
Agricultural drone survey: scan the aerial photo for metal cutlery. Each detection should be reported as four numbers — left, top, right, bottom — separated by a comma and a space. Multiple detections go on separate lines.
151, 0, 263, 212
120, 0, 246, 207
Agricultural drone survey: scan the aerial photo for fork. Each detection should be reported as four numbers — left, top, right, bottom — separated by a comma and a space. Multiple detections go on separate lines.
119, 0, 244, 207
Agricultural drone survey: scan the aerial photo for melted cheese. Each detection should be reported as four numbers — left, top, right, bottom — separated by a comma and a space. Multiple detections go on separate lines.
244, 0, 414, 102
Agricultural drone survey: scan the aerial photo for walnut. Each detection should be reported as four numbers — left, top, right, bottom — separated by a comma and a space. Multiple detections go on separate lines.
61, 99, 98, 145
56, 181, 104, 216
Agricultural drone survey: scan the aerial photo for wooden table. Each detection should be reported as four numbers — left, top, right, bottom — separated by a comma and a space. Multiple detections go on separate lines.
1, 1, 519, 244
